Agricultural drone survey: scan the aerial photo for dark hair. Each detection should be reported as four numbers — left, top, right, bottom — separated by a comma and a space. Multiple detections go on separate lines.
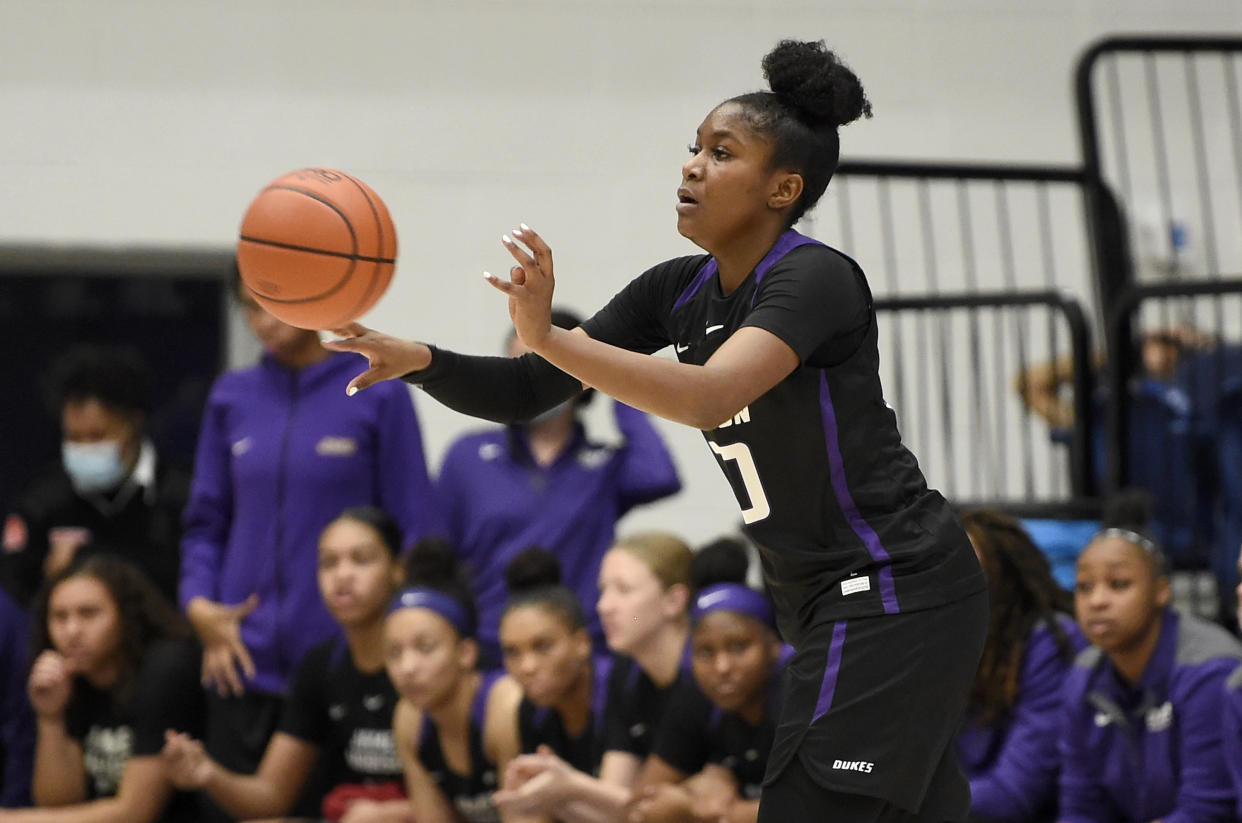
31, 554, 191, 702
402, 537, 479, 637
690, 537, 751, 592
724, 39, 872, 228
331, 505, 403, 557
959, 510, 1076, 724
502, 547, 587, 631
49, 345, 152, 418
1095, 488, 1166, 574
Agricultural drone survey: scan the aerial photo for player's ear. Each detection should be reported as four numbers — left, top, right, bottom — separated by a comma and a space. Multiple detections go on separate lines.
768, 171, 803, 211
662, 583, 691, 620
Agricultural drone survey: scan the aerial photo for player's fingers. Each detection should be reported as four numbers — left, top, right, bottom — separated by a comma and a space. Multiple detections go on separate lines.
232, 640, 256, 681
501, 233, 541, 278
483, 271, 519, 295
509, 265, 527, 286
321, 336, 365, 354
346, 367, 383, 396
331, 322, 369, 339
512, 224, 552, 274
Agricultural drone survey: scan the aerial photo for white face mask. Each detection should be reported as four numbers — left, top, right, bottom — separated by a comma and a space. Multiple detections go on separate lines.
62, 440, 129, 494
528, 399, 574, 427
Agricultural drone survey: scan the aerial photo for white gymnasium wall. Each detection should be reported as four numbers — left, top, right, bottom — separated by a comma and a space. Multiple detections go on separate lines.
2, 1, 1240, 545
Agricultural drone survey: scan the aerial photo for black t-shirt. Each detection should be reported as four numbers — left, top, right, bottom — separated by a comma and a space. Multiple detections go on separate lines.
278, 637, 404, 795
517, 655, 612, 775
582, 232, 984, 644
416, 670, 503, 823
603, 651, 690, 759
63, 637, 202, 823
651, 664, 784, 800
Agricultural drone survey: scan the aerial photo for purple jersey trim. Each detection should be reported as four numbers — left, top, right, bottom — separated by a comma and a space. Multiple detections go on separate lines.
818, 372, 900, 614
670, 230, 824, 313
812, 621, 848, 723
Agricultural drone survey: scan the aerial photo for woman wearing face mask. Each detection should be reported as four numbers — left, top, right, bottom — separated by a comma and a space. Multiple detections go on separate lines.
628, 538, 786, 823
436, 308, 681, 667
495, 532, 692, 823
3, 345, 189, 608
956, 511, 1085, 823
498, 548, 612, 779
0, 555, 202, 823
329, 38, 987, 822
180, 268, 440, 822
161, 506, 411, 823
385, 539, 525, 823
1058, 496, 1242, 823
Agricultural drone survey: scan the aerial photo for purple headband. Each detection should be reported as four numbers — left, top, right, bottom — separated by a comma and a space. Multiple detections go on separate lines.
691, 584, 777, 631
387, 587, 474, 637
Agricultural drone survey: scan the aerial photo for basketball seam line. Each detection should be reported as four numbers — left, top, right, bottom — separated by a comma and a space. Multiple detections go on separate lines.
238, 235, 396, 264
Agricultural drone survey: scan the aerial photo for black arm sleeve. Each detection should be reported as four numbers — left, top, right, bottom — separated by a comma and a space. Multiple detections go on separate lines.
402, 349, 583, 424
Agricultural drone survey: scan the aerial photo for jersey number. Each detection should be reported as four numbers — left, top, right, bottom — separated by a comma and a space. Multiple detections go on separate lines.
709, 441, 771, 525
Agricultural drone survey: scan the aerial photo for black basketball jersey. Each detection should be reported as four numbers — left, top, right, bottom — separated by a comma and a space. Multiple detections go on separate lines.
602, 645, 692, 759
416, 670, 503, 823
652, 657, 785, 800
278, 638, 404, 791
582, 231, 984, 645
518, 655, 613, 774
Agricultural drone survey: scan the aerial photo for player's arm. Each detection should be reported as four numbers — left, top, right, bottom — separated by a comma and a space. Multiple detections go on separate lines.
2, 756, 173, 823
392, 700, 458, 823
162, 729, 317, 820
490, 226, 800, 431
483, 676, 549, 823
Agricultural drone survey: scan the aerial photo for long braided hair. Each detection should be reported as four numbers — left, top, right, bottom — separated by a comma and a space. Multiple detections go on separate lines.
959, 510, 1076, 724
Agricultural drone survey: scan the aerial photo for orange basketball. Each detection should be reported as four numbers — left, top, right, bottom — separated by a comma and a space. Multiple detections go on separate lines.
237, 168, 397, 329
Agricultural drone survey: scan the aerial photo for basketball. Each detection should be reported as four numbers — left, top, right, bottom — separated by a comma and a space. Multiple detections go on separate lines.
237, 168, 398, 330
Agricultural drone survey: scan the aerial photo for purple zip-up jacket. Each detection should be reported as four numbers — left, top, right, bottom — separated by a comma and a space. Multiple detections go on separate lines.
180, 351, 439, 694
1219, 665, 1242, 821
436, 401, 680, 661
1058, 609, 1242, 823
957, 614, 1085, 822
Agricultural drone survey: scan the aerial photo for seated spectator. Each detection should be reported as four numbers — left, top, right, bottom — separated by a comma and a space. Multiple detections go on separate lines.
161, 506, 410, 823
0, 586, 33, 808
956, 510, 1085, 823
0, 555, 202, 823
499, 548, 612, 777
436, 307, 681, 665
495, 532, 692, 823
385, 539, 523, 823
1222, 541, 1242, 821
1058, 504, 1242, 823
628, 537, 786, 823
2, 345, 189, 607
180, 269, 439, 823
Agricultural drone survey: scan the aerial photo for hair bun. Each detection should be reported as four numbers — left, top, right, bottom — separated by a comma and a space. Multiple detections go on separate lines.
504, 547, 562, 594
404, 537, 463, 588
763, 39, 872, 129
690, 537, 751, 591
1102, 488, 1155, 534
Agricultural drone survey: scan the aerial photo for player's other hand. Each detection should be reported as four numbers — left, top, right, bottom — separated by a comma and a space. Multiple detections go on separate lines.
324, 324, 433, 395
27, 650, 75, 719
161, 730, 215, 790
186, 594, 259, 697
486, 224, 554, 351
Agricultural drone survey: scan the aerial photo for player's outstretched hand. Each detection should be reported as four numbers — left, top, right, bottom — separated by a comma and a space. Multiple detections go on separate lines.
485, 224, 554, 351
324, 324, 433, 395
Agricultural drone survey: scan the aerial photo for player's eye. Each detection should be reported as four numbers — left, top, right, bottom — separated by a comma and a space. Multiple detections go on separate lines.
687, 143, 702, 156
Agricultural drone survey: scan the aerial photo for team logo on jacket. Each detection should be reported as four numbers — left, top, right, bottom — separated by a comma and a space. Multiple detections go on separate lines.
316, 436, 359, 457
1145, 701, 1173, 732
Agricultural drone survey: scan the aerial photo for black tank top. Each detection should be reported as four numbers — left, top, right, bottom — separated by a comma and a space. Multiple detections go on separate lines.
416, 670, 503, 823
517, 655, 613, 774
